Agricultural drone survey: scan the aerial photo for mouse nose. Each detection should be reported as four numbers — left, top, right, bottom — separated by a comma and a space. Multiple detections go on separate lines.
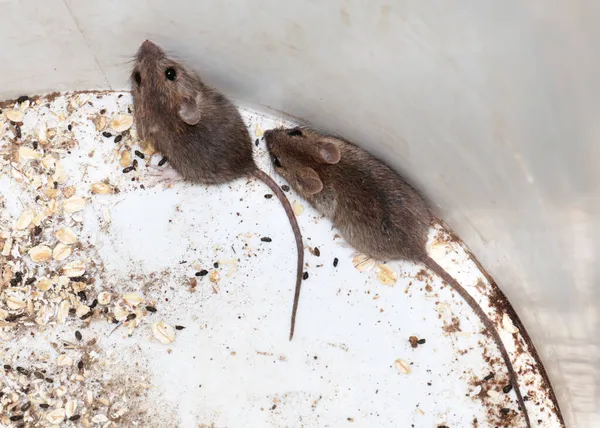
140, 39, 162, 56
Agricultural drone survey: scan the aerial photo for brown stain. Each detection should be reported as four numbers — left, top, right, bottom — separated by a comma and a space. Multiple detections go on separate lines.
340, 7, 350, 25
381, 4, 391, 17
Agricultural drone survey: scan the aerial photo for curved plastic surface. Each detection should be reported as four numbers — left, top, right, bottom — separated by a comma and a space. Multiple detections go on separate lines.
0, 1, 597, 426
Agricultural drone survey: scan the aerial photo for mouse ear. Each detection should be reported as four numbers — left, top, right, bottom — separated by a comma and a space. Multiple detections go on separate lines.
178, 94, 202, 125
317, 140, 341, 164
297, 167, 323, 195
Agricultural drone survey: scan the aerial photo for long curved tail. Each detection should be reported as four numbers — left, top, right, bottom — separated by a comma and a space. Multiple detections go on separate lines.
252, 169, 304, 341
422, 255, 531, 428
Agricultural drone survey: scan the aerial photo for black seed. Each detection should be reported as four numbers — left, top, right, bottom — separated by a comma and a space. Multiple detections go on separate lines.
146, 306, 157, 313
39, 403, 50, 409
32, 141, 38, 149
9, 415, 24, 421
69, 415, 81, 421
20, 401, 31, 412
80, 311, 93, 320
78, 360, 84, 370
25, 277, 36, 285
100, 109, 106, 114
282, 185, 290, 191
89, 299, 98, 309
77, 291, 87, 301
34, 371, 45, 379
303, 272, 309, 280
196, 270, 209, 277
158, 156, 168, 166
68, 124, 72, 131
17, 95, 29, 103
255, 138, 259, 146
264, 194, 273, 199
503, 383, 513, 394
133, 159, 138, 169
483, 372, 495, 381
126, 313, 136, 321
3, 364, 11, 370
333, 258, 339, 267
16, 367, 29, 376
261, 237, 272, 242
213, 262, 219, 268
314, 247, 320, 257
417, 338, 426, 345
134, 150, 145, 159
75, 331, 82, 341
122, 166, 134, 173
175, 325, 185, 330
33, 225, 42, 236
114, 134, 123, 143
102, 131, 112, 138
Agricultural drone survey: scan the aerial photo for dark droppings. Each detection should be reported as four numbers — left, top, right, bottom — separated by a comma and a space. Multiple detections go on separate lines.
175, 325, 185, 330
114, 134, 123, 143
158, 156, 168, 166
264, 194, 273, 199
122, 166, 134, 173
20, 402, 31, 412
33, 371, 45, 379
69, 415, 81, 421
133, 159, 138, 169
503, 383, 513, 394
281, 185, 290, 192
80, 311, 94, 320
483, 372, 495, 381
39, 403, 50, 409
16, 95, 29, 103
77, 291, 87, 301
32, 140, 38, 150
146, 306, 157, 313
16, 367, 29, 376
25, 277, 36, 285
67, 124, 72, 131
75, 330, 82, 341
78, 360, 84, 371
261, 237, 272, 242
45, 378, 53, 383
314, 247, 321, 257
255, 138, 259, 146
100, 109, 106, 114
34, 225, 42, 236
89, 298, 98, 309
15, 124, 21, 139
417, 338, 426, 345
303, 272, 309, 280
9, 415, 24, 421
126, 313, 137, 321
196, 270, 209, 277
3, 364, 11, 371
134, 150, 145, 159
5, 313, 25, 322
213, 262, 219, 268
333, 257, 339, 267
500, 408, 511, 416
102, 131, 112, 138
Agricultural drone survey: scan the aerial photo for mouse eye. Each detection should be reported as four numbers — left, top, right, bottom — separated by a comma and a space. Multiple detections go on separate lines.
287, 128, 303, 137
133, 71, 141, 86
165, 67, 177, 81
273, 156, 282, 168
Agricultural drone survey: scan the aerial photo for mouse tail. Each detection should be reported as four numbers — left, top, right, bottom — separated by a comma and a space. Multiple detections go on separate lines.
252, 169, 304, 341
421, 255, 532, 428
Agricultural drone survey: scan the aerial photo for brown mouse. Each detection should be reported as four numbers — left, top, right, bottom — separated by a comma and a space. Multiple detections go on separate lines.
264, 126, 532, 427
130, 40, 304, 340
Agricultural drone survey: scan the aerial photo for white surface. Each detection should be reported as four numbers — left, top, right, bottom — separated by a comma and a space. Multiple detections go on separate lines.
0, 92, 559, 427
0, 3, 593, 425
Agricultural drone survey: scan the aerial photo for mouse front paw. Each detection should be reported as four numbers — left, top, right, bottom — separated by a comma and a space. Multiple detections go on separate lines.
144, 165, 183, 188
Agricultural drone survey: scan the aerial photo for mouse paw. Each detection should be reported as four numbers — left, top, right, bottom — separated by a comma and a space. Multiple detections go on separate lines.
144, 165, 183, 188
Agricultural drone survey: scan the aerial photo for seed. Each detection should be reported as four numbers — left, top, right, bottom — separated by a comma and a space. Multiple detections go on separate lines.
303, 272, 309, 280
153, 321, 176, 344
175, 325, 185, 330
114, 134, 123, 143
20, 402, 31, 412
314, 247, 320, 257
196, 270, 208, 277
134, 150, 145, 159
102, 131, 112, 138
394, 359, 411, 374
75, 331, 82, 341
264, 194, 273, 199
261, 237, 272, 242
282, 185, 290, 191
16, 367, 29, 376
503, 383, 513, 394
409, 336, 419, 348
333, 258, 339, 267
158, 156, 168, 166
122, 166, 134, 173
146, 306, 157, 313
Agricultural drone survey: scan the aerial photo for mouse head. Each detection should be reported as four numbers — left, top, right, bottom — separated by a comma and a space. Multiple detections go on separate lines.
131, 40, 203, 129
264, 127, 341, 197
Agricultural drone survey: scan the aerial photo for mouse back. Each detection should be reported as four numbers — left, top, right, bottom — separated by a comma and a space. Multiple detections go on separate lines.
131, 40, 255, 184
264, 127, 432, 261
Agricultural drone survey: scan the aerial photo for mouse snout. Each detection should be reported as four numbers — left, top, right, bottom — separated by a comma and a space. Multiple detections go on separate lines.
139, 39, 163, 57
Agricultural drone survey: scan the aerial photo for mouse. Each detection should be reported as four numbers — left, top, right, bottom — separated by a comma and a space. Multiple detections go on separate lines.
264, 126, 532, 427
130, 40, 304, 341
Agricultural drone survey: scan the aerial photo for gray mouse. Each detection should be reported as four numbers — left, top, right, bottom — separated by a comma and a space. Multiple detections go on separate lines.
130, 40, 304, 340
264, 126, 531, 427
